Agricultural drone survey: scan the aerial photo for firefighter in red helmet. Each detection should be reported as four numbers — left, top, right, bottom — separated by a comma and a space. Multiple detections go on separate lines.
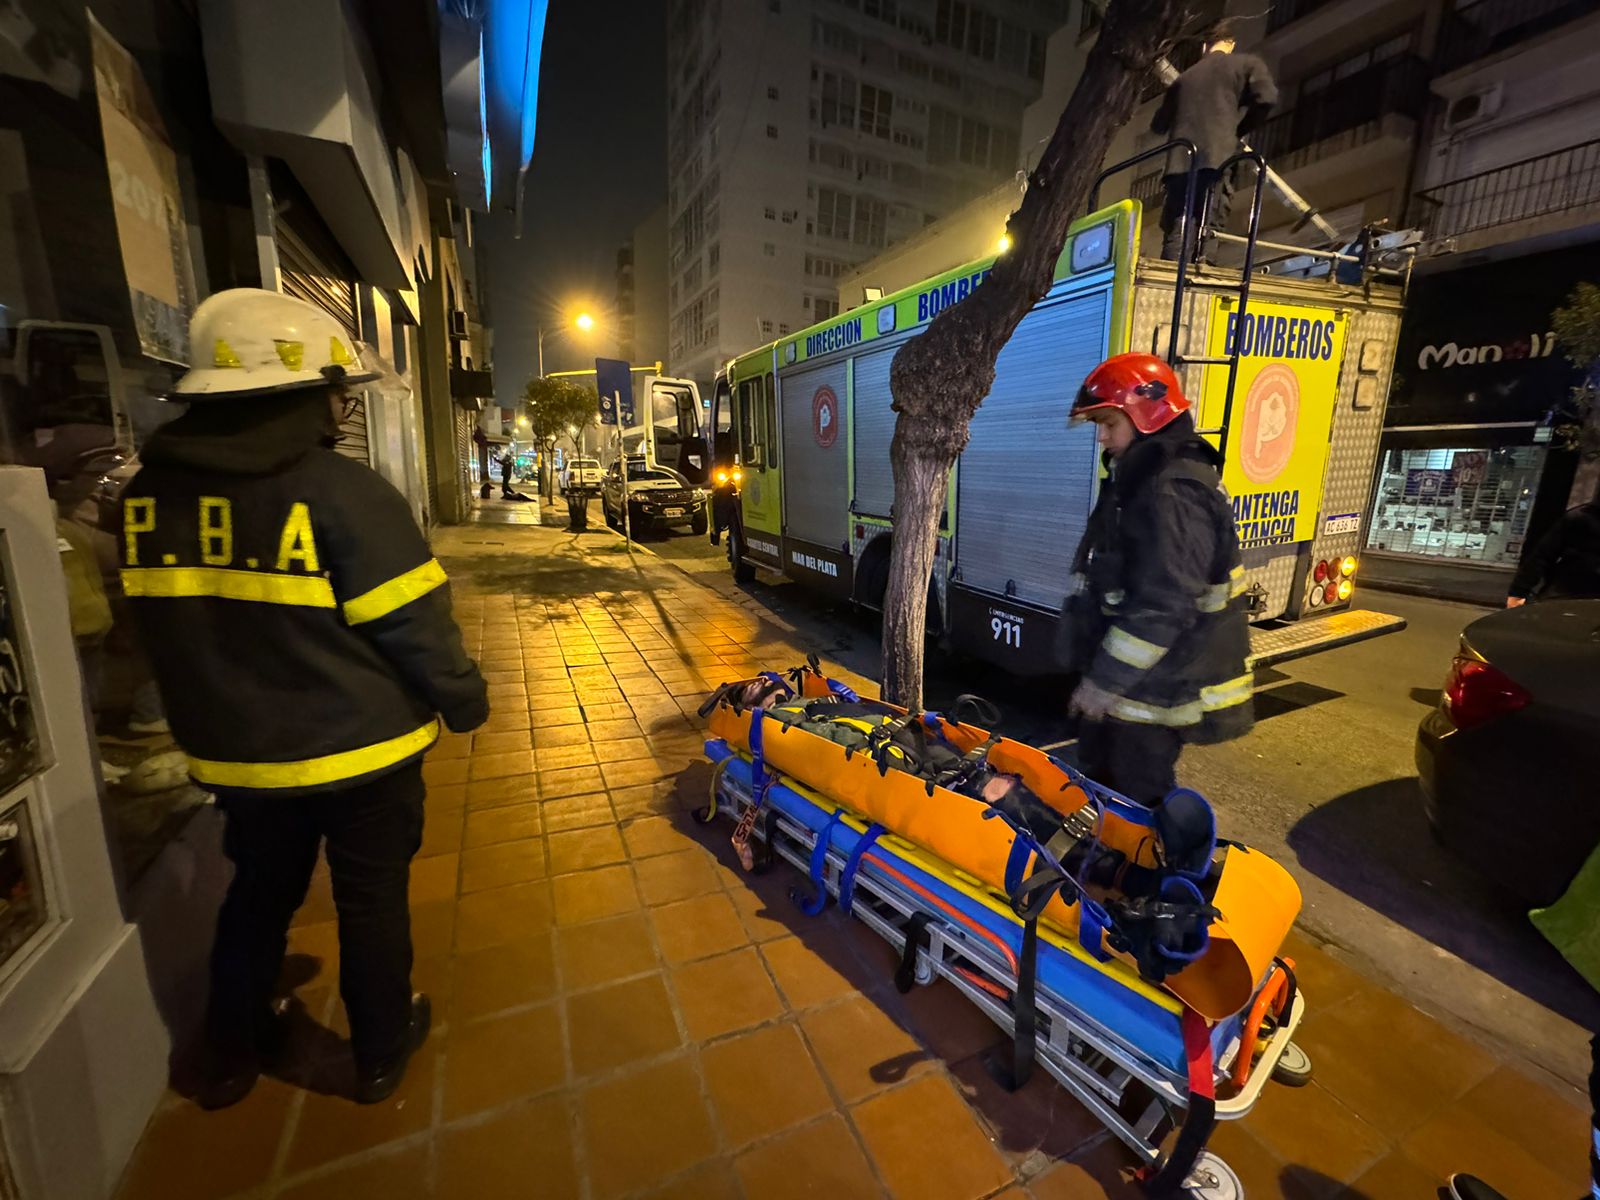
1056, 352, 1253, 805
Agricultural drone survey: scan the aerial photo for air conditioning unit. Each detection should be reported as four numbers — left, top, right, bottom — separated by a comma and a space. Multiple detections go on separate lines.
1444, 84, 1504, 133
448, 309, 469, 340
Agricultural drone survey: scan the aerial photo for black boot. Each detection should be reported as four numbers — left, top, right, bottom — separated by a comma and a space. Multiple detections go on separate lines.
353, 994, 432, 1105
196, 999, 292, 1111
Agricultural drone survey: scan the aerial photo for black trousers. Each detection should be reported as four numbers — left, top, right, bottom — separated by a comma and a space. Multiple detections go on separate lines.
208, 760, 425, 1071
1076, 719, 1183, 808
1159, 169, 1233, 261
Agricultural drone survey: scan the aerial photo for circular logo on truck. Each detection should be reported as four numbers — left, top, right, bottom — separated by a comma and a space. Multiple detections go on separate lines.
1238, 363, 1299, 484
813, 386, 839, 449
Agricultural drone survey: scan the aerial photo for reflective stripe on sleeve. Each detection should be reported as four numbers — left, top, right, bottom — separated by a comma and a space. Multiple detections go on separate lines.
1200, 673, 1254, 712
1102, 626, 1169, 670
1197, 566, 1249, 613
186, 719, 440, 790
342, 558, 449, 625
122, 566, 335, 608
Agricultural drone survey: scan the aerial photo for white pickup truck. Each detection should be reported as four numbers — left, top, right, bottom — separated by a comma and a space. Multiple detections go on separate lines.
561, 456, 603, 493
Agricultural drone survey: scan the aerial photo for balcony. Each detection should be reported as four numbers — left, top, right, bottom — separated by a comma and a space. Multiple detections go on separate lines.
1415, 138, 1600, 243
1266, 0, 1340, 33
1252, 55, 1430, 169
1437, 0, 1600, 73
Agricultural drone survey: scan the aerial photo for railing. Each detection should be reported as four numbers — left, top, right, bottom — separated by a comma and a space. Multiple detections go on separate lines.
1437, 0, 1600, 72
1266, 0, 1341, 33
1415, 139, 1600, 239
1252, 55, 1429, 163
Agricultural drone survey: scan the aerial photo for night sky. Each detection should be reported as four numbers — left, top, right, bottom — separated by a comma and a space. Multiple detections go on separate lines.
479, 1, 667, 404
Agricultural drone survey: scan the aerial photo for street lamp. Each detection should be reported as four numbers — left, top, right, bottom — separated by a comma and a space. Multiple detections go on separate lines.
537, 310, 598, 376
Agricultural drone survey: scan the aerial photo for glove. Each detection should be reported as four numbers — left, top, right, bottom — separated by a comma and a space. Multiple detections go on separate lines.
1505, 596, 1526, 608
1069, 678, 1118, 722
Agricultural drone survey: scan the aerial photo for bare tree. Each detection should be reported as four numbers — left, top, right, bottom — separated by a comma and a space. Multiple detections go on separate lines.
880, 0, 1192, 707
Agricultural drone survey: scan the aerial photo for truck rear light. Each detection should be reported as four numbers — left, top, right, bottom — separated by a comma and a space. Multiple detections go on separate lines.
1340, 555, 1357, 577
1307, 584, 1323, 607
1443, 656, 1531, 730
1322, 581, 1338, 605
1313, 560, 1329, 583
1336, 577, 1354, 602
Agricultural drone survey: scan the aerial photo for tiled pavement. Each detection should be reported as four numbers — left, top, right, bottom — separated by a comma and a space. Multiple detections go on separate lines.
115, 523, 1593, 1200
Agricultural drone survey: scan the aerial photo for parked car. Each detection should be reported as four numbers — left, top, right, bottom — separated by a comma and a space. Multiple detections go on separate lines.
601, 460, 708, 535
561, 456, 603, 492
1416, 599, 1600, 906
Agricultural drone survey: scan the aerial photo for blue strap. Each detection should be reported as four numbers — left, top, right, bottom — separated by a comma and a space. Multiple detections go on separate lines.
838, 823, 886, 915
1047, 753, 1159, 828
1078, 896, 1114, 961
798, 811, 844, 916
827, 677, 860, 702
1149, 877, 1212, 966
760, 670, 793, 696
1003, 835, 1033, 898
749, 708, 769, 805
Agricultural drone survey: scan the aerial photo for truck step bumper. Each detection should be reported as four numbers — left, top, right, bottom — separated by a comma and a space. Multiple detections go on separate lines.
1247, 608, 1407, 669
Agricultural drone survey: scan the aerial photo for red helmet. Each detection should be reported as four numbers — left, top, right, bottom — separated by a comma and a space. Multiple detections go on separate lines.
1072, 353, 1190, 435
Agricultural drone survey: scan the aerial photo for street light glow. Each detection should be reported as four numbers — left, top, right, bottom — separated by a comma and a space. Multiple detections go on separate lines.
574, 312, 595, 332
517, 416, 528, 427
997, 233, 1012, 253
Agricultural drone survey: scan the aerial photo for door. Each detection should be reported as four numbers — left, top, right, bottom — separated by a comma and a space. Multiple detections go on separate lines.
734, 363, 782, 564
779, 357, 850, 551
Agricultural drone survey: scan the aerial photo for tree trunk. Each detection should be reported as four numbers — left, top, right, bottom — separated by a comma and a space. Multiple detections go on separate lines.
880, 0, 1191, 708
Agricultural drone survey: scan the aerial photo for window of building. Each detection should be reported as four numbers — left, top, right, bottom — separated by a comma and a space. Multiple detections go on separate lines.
863, 0, 897, 21
803, 295, 812, 308
816, 186, 852, 239
764, 205, 776, 220
1300, 29, 1417, 99
768, 85, 780, 100
761, 318, 775, 338
779, 323, 791, 335
898, 52, 929, 79
683, 259, 703, 292
854, 195, 887, 247
814, 297, 841, 320
763, 242, 777, 256
1081, 0, 1102, 37
818, 70, 857, 129
1367, 446, 1545, 567
932, 65, 962, 89
708, 242, 720, 274
766, 124, 779, 138
859, 84, 893, 138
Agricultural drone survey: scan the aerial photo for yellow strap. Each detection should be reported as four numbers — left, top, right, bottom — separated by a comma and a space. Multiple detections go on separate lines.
122, 566, 335, 608
187, 719, 440, 790
343, 558, 449, 625
1103, 626, 1168, 670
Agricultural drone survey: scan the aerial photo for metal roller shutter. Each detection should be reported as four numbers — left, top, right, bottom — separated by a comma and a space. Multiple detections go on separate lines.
779, 359, 850, 548
954, 287, 1109, 609
275, 211, 371, 467
851, 344, 897, 518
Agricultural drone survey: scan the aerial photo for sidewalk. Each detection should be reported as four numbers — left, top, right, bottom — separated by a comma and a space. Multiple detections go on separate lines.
114, 520, 1592, 1200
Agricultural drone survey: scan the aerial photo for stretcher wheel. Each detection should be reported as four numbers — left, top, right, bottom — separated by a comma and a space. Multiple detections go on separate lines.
1271, 1041, 1313, 1087
1178, 1151, 1242, 1200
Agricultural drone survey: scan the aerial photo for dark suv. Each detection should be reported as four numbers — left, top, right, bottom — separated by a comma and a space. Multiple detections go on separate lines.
601, 460, 708, 535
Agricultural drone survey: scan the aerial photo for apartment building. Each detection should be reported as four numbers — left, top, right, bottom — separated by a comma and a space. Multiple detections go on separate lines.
616, 205, 672, 369
663, 0, 1072, 386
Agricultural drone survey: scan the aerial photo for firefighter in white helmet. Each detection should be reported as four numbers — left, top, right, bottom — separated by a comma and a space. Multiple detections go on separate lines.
120, 289, 488, 1108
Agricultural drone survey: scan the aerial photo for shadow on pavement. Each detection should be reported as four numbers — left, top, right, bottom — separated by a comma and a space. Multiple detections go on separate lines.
1287, 776, 1600, 1028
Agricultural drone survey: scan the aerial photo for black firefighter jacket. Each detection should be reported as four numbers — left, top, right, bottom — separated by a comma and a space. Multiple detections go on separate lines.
121, 395, 488, 795
1057, 416, 1254, 744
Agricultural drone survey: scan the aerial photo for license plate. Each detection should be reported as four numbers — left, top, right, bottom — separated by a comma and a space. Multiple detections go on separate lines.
663, 507, 685, 517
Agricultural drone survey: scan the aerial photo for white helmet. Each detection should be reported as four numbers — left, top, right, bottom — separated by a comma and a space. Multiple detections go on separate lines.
173, 288, 378, 399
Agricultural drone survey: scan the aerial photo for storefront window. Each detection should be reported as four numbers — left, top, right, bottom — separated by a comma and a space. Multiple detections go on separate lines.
0, 799, 47, 971
1366, 446, 1545, 566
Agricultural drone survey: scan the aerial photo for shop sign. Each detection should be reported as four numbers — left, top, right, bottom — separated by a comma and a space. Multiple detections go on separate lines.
89, 14, 196, 365
1200, 300, 1348, 548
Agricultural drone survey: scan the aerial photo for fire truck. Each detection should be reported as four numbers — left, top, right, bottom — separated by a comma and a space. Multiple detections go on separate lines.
707, 164, 1413, 672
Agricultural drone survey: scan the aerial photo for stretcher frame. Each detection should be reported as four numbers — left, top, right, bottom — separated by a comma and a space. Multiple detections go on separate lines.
700, 738, 1306, 1198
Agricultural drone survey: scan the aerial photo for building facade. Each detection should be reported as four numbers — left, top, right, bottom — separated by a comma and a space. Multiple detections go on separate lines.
0, 1, 544, 1193
617, 204, 671, 369
664, 0, 1071, 386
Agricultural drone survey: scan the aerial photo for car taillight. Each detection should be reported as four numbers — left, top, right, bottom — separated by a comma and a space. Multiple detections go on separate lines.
1443, 655, 1531, 730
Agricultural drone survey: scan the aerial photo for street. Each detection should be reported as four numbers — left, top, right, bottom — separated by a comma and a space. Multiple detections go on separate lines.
634, 521, 1599, 1091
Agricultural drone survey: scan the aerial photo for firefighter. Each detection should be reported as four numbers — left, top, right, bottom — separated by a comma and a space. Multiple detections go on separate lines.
1056, 353, 1253, 806
1150, 19, 1278, 262
121, 289, 488, 1109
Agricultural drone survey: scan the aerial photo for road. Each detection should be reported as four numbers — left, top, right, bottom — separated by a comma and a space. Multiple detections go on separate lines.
631, 524, 1598, 1090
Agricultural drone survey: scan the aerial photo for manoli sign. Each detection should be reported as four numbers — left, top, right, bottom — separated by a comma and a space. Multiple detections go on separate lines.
1416, 332, 1559, 371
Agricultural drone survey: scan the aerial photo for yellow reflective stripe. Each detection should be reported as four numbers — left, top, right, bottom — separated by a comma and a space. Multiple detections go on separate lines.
1103, 626, 1168, 670
1108, 696, 1203, 726
1200, 674, 1254, 712
343, 558, 449, 625
122, 566, 335, 608
187, 720, 440, 790
1229, 565, 1249, 598
1198, 567, 1251, 613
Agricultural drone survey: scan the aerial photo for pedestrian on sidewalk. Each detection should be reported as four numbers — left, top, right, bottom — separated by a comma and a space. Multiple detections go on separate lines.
120, 289, 488, 1110
1448, 834, 1600, 1200
1055, 354, 1253, 805
1507, 498, 1600, 607
1150, 19, 1278, 262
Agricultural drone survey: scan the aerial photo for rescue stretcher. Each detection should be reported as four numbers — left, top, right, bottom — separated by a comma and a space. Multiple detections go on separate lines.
695, 665, 1309, 1199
